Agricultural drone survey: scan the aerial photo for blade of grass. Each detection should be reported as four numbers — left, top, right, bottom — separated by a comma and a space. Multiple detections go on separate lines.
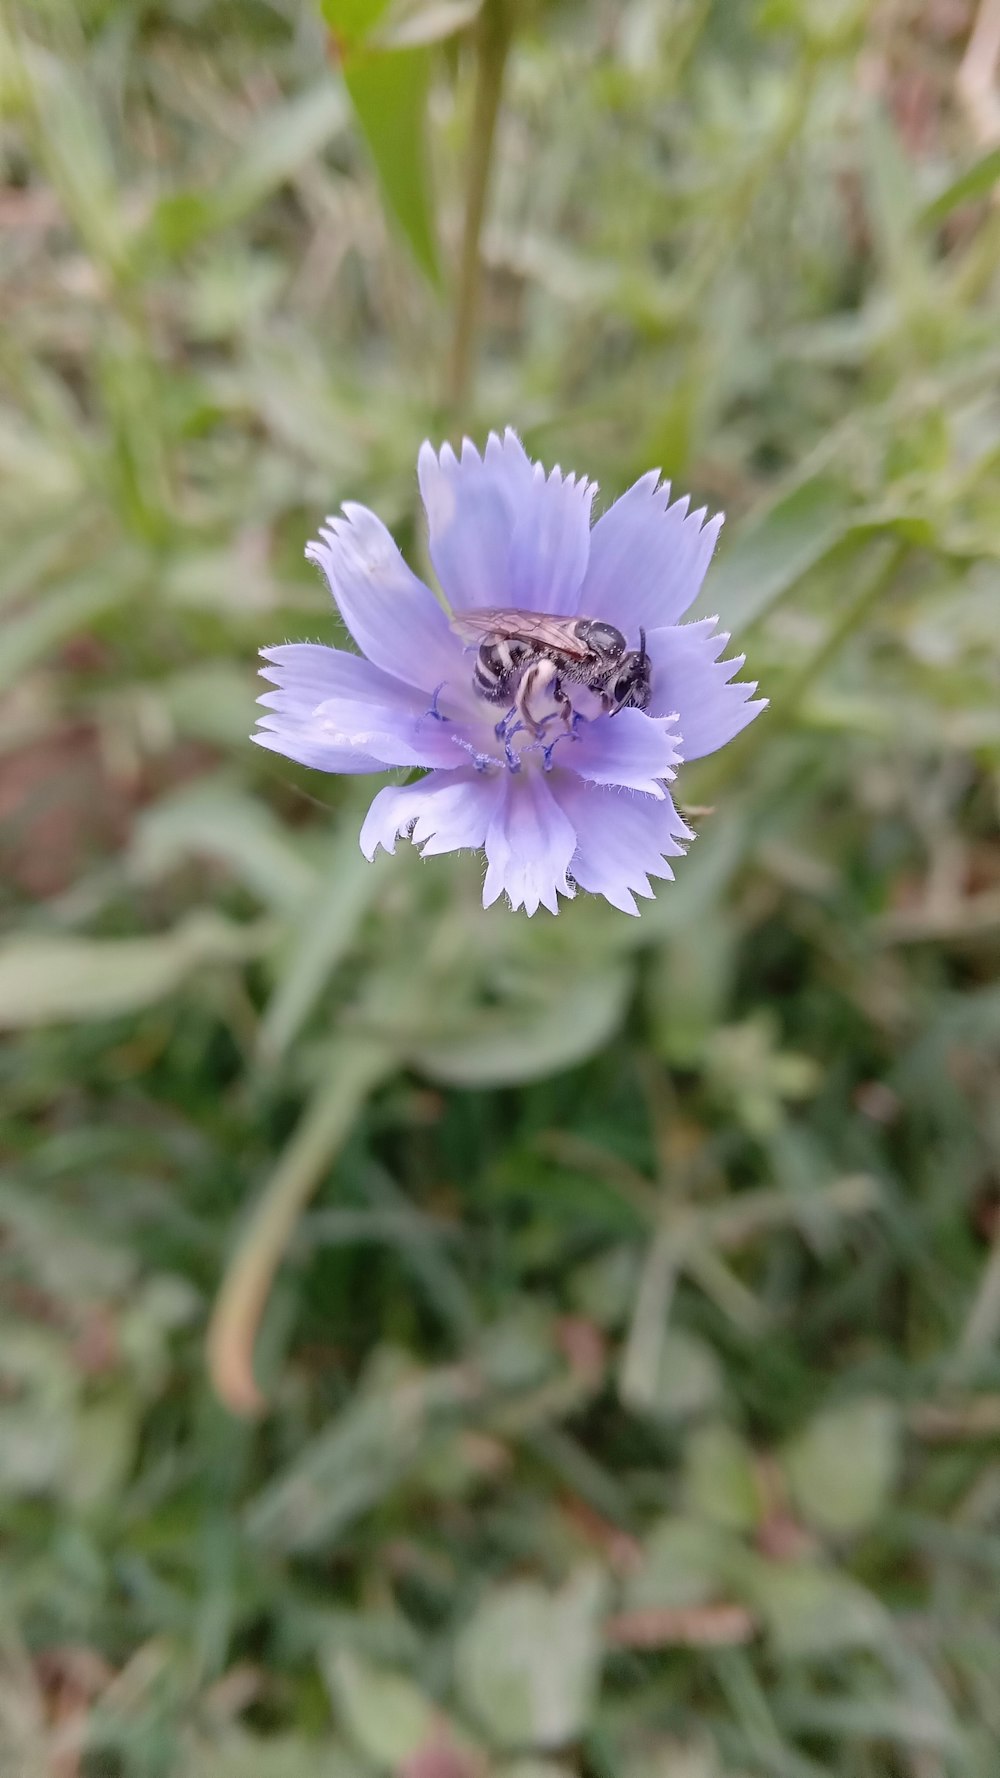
207, 1037, 392, 1416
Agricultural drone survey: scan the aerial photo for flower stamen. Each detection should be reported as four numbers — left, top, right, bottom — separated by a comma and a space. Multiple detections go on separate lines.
450, 733, 505, 772
421, 683, 451, 724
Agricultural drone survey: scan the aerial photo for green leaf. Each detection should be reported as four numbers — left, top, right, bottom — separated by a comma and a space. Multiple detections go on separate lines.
862, 102, 923, 273
259, 816, 385, 1059
216, 83, 350, 223
701, 476, 856, 631
157, 663, 260, 748
343, 48, 441, 284
246, 1352, 474, 1550
0, 1326, 77, 1497
497, 1766, 577, 1778
782, 1396, 900, 1538
454, 1568, 608, 1750
0, 914, 272, 1028
649, 921, 736, 1067
185, 1735, 362, 1778
682, 1422, 761, 1532
743, 1557, 889, 1658
624, 1516, 739, 1612
570, 1246, 639, 1329
317, 0, 451, 283
144, 84, 349, 257
612, 1738, 720, 1778
411, 964, 632, 1086
66, 1393, 139, 1510
132, 779, 319, 915
918, 145, 1000, 229
17, 44, 131, 278
325, 1651, 435, 1767
0, 569, 135, 694
623, 1327, 724, 1425
323, 0, 396, 50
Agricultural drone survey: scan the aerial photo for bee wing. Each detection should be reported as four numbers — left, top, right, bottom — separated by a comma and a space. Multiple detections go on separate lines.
449, 608, 591, 659
449, 610, 502, 644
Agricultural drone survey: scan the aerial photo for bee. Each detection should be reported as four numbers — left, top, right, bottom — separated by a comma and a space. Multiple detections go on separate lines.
450, 608, 651, 741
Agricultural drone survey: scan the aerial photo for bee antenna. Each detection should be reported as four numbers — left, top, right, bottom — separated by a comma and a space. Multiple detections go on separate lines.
638, 626, 647, 664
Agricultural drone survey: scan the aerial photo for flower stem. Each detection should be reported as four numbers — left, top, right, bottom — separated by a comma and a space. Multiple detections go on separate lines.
447, 0, 513, 416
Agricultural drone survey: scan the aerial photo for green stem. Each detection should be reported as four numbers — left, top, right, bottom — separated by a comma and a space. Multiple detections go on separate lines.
447, 0, 513, 416
207, 1038, 391, 1416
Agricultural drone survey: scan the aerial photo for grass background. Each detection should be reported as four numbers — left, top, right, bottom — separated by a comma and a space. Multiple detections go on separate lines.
2, 0, 1000, 1773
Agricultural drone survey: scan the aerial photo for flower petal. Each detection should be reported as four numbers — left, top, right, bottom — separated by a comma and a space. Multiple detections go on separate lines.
507, 462, 594, 615
360, 769, 501, 860
256, 642, 475, 770
252, 730, 383, 774
258, 696, 474, 771
259, 642, 428, 713
579, 472, 724, 635
418, 430, 532, 612
483, 771, 577, 916
418, 429, 593, 615
305, 503, 460, 691
551, 776, 691, 915
645, 618, 767, 760
560, 706, 681, 795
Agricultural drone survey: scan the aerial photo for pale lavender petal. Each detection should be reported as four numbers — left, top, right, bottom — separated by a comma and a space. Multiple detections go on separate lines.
483, 772, 577, 916
256, 643, 475, 770
418, 430, 591, 615
507, 462, 594, 615
305, 503, 460, 691
258, 694, 471, 771
360, 769, 501, 860
645, 619, 767, 760
579, 473, 724, 635
552, 776, 691, 916
252, 730, 383, 774
259, 643, 430, 714
418, 430, 532, 612
561, 706, 681, 796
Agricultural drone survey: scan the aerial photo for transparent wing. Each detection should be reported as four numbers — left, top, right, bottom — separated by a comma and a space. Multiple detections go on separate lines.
448, 608, 591, 659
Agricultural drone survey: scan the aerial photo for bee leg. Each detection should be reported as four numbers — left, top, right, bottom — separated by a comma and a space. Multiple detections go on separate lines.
542, 706, 580, 769
516, 658, 562, 739
538, 684, 575, 756
490, 666, 550, 770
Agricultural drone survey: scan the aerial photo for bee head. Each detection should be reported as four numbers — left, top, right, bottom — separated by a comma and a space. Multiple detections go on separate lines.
606, 628, 651, 713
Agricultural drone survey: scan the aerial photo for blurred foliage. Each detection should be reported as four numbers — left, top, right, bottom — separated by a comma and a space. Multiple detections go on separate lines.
1, 0, 1000, 1773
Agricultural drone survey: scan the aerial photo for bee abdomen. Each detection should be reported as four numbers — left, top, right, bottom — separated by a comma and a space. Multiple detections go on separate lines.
473, 655, 511, 703
473, 638, 531, 705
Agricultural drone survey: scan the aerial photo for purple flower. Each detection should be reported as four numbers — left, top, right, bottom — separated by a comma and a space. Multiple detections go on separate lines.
254, 431, 764, 916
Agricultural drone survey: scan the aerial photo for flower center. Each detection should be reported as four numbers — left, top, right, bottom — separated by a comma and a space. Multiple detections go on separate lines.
430, 616, 652, 776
